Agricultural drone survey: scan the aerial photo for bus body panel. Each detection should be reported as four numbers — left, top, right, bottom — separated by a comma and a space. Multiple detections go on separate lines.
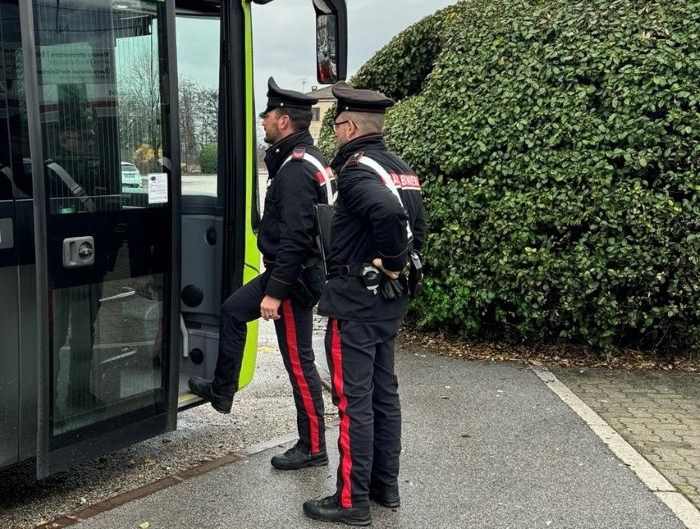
236, 0, 259, 390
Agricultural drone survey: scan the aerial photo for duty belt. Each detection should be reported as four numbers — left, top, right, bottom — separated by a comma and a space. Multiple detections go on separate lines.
265, 256, 322, 269
330, 263, 406, 299
328, 264, 366, 278
330, 263, 381, 296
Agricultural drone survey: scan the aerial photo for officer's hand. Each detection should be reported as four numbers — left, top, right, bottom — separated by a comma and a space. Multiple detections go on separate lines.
260, 295, 282, 321
372, 258, 400, 280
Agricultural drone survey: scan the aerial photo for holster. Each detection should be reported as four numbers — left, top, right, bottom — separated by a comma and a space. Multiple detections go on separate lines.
290, 261, 324, 309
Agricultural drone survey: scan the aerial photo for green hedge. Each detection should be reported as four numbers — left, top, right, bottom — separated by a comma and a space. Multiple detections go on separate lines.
199, 143, 217, 174
325, 0, 700, 353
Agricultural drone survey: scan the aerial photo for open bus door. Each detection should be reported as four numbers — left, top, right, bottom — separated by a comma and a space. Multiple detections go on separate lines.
12, 0, 346, 478
176, 0, 348, 404
19, 0, 182, 478
174, 0, 259, 405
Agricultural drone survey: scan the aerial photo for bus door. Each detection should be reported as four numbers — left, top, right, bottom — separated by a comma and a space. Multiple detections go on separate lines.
175, 0, 261, 402
175, 0, 349, 403
19, 0, 182, 478
174, 1, 232, 404
0, 0, 21, 468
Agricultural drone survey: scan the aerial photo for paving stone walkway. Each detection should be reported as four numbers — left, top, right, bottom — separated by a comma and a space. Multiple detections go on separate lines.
554, 367, 700, 509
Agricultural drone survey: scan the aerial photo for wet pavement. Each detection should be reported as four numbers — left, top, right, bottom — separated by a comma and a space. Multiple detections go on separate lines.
0, 319, 331, 529
4, 308, 698, 528
71, 348, 689, 529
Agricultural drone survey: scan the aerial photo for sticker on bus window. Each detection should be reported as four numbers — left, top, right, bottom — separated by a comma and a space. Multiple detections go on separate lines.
148, 173, 168, 204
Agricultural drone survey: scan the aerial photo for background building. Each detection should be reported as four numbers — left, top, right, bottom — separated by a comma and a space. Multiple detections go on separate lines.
306, 85, 335, 144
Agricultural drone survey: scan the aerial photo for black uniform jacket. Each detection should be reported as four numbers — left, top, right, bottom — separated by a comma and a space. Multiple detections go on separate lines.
318, 134, 427, 322
259, 130, 330, 300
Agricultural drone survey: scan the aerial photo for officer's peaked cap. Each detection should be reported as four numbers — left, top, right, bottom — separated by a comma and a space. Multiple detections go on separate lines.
260, 77, 318, 117
332, 82, 395, 118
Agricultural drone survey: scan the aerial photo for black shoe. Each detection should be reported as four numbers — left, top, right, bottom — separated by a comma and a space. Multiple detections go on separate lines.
271, 441, 328, 470
369, 483, 400, 508
303, 495, 371, 526
188, 377, 233, 414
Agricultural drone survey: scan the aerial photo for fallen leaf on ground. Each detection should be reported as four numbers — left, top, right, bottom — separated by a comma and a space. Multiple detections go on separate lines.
399, 328, 700, 373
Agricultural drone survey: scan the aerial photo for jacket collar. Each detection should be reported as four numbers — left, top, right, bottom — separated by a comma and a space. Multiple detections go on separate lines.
331, 134, 386, 173
264, 129, 315, 177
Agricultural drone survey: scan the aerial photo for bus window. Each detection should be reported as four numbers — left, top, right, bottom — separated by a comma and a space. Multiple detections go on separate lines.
176, 16, 219, 198
175, 10, 226, 401
30, 0, 177, 458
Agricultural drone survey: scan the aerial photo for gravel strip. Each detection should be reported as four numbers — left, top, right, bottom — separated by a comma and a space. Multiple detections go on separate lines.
0, 319, 334, 529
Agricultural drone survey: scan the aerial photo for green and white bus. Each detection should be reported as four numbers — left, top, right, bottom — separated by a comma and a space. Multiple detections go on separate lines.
0, 0, 347, 478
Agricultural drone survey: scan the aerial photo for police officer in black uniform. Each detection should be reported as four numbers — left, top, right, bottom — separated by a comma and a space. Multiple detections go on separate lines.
189, 78, 335, 470
303, 83, 426, 526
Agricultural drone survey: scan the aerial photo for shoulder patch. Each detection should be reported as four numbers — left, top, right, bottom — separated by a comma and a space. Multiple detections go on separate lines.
291, 146, 306, 161
341, 151, 364, 171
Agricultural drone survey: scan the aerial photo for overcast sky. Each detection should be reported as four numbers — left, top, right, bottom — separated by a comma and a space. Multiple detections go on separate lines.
175, 1, 457, 126
250, 0, 456, 112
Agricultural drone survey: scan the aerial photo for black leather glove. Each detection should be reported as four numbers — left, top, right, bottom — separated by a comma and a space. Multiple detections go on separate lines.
380, 276, 404, 300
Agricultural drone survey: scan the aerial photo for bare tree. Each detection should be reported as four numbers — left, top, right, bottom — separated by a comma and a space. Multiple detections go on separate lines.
117, 47, 162, 173
195, 87, 218, 148
179, 79, 198, 172
118, 43, 219, 175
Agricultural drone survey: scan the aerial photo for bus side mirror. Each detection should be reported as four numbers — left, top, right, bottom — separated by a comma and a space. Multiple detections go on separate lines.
312, 0, 347, 84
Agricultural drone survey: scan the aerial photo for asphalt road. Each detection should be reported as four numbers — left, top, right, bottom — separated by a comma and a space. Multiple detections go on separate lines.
0, 318, 330, 529
74, 346, 685, 529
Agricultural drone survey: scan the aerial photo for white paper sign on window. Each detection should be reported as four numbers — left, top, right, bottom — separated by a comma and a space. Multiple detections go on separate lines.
147, 173, 168, 204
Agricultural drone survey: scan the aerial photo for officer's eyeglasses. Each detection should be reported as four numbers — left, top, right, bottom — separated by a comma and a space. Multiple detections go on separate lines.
333, 120, 350, 129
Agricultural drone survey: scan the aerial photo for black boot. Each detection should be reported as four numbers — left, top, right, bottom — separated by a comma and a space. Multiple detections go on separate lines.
369, 482, 400, 508
188, 377, 233, 414
271, 441, 328, 470
303, 494, 371, 526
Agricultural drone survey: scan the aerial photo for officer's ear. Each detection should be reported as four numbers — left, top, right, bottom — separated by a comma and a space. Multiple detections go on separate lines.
347, 119, 360, 138
278, 112, 292, 131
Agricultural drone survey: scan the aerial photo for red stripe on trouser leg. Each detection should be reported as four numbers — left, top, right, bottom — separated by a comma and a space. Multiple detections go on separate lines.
331, 319, 353, 508
282, 300, 321, 454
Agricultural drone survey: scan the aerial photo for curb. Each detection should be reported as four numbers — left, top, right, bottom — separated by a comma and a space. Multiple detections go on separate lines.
533, 366, 700, 529
35, 452, 242, 529
35, 424, 341, 529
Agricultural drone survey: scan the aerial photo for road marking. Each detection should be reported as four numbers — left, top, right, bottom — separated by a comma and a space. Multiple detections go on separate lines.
533, 366, 700, 529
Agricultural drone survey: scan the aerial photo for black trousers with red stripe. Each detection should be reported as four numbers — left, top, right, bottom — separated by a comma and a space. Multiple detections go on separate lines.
213, 273, 325, 454
325, 318, 402, 509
